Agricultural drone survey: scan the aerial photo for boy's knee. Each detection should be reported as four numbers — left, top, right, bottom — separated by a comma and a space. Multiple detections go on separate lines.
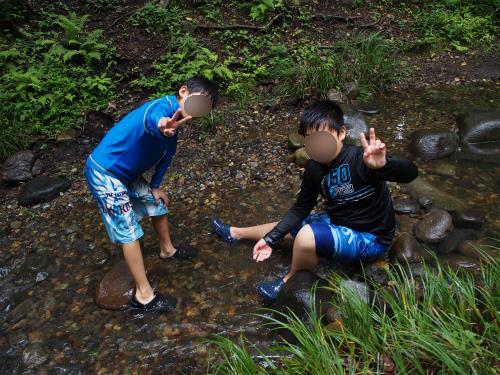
295, 225, 316, 251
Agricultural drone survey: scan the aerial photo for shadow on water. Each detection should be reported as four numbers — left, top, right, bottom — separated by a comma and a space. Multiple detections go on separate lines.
0, 83, 498, 373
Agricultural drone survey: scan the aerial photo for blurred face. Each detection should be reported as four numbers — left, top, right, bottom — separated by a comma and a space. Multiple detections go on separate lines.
304, 124, 346, 164
177, 85, 212, 118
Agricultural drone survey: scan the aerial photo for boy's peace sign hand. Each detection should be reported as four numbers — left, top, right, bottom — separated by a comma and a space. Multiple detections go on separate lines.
360, 127, 387, 169
158, 109, 192, 137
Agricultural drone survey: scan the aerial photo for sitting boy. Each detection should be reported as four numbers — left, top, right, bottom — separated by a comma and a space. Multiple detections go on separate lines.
212, 100, 418, 301
86, 77, 218, 312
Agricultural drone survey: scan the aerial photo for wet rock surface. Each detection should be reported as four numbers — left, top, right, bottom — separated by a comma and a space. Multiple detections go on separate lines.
390, 233, 431, 263
456, 109, 500, 155
18, 176, 71, 206
414, 209, 454, 244
405, 176, 466, 212
96, 258, 163, 310
393, 198, 420, 215
343, 109, 368, 145
275, 271, 332, 324
437, 228, 477, 254
409, 129, 459, 160
452, 210, 485, 229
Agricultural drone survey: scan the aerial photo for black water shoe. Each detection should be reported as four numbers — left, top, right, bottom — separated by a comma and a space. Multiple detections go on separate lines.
130, 291, 177, 313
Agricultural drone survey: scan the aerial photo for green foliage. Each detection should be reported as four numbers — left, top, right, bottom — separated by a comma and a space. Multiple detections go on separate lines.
131, 1, 186, 34
414, 3, 497, 51
271, 33, 403, 100
249, 0, 284, 21
0, 12, 115, 159
133, 33, 233, 96
208, 251, 499, 374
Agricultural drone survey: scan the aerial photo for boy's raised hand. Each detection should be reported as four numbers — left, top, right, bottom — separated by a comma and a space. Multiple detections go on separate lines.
158, 109, 192, 137
360, 127, 387, 169
253, 238, 273, 262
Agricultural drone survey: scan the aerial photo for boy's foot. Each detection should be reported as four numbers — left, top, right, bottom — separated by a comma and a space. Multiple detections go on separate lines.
130, 291, 177, 313
211, 218, 238, 244
159, 246, 198, 260
257, 278, 285, 302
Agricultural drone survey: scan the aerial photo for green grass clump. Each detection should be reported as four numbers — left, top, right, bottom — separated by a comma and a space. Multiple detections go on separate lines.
0, 12, 115, 159
207, 253, 499, 374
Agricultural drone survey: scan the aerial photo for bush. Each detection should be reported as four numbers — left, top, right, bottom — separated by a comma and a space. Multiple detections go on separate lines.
413, 1, 499, 51
0, 12, 115, 159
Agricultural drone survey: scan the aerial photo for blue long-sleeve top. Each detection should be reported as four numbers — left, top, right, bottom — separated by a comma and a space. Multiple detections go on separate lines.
88, 95, 179, 188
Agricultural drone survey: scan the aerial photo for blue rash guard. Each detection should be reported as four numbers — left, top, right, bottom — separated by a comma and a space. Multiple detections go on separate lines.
88, 95, 179, 188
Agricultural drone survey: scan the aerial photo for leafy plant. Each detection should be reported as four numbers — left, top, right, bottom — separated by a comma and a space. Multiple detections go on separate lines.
412, 1, 498, 51
131, 1, 186, 34
0, 12, 115, 159
133, 33, 233, 96
249, 0, 284, 21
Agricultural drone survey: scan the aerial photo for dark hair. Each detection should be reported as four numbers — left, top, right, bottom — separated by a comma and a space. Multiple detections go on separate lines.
298, 99, 344, 136
183, 76, 219, 107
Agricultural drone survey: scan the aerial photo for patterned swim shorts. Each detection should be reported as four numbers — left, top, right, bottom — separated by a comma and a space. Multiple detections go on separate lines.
84, 158, 168, 244
290, 211, 388, 263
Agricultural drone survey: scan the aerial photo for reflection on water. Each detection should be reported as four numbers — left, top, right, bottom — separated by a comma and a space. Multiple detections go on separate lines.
0, 83, 499, 373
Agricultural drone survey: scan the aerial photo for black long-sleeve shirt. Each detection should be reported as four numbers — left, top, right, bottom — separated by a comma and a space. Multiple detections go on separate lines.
264, 144, 418, 247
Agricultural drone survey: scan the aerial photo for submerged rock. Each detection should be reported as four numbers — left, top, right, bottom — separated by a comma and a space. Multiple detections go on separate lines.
452, 210, 485, 230
437, 228, 477, 254
456, 109, 500, 155
343, 109, 368, 145
294, 147, 310, 167
405, 176, 466, 211
288, 132, 305, 150
18, 176, 71, 206
390, 233, 431, 263
409, 129, 459, 160
458, 240, 499, 260
95, 258, 163, 310
393, 198, 420, 215
414, 209, 454, 244
357, 102, 380, 115
396, 214, 419, 233
1, 151, 42, 183
275, 271, 332, 324
22, 344, 48, 368
438, 254, 480, 272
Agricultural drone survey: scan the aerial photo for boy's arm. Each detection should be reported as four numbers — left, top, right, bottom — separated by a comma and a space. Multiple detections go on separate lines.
149, 143, 177, 189
359, 128, 418, 183
263, 161, 321, 248
360, 152, 418, 183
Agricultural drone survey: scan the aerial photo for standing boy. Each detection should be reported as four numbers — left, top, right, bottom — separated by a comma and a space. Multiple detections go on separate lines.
212, 100, 418, 301
86, 77, 218, 312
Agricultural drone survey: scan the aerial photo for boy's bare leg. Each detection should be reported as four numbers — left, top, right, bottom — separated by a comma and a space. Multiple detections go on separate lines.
122, 240, 155, 304
283, 225, 318, 282
151, 215, 176, 257
231, 222, 293, 241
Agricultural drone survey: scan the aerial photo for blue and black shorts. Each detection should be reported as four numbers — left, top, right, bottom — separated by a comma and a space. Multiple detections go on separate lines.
290, 212, 388, 263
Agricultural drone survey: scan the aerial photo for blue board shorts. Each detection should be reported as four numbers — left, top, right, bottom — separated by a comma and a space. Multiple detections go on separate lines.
290, 212, 388, 263
84, 158, 168, 244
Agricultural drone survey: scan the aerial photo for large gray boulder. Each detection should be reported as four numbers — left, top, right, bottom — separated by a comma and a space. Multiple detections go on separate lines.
409, 129, 459, 160
456, 110, 500, 155
2, 150, 42, 183
343, 109, 368, 145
